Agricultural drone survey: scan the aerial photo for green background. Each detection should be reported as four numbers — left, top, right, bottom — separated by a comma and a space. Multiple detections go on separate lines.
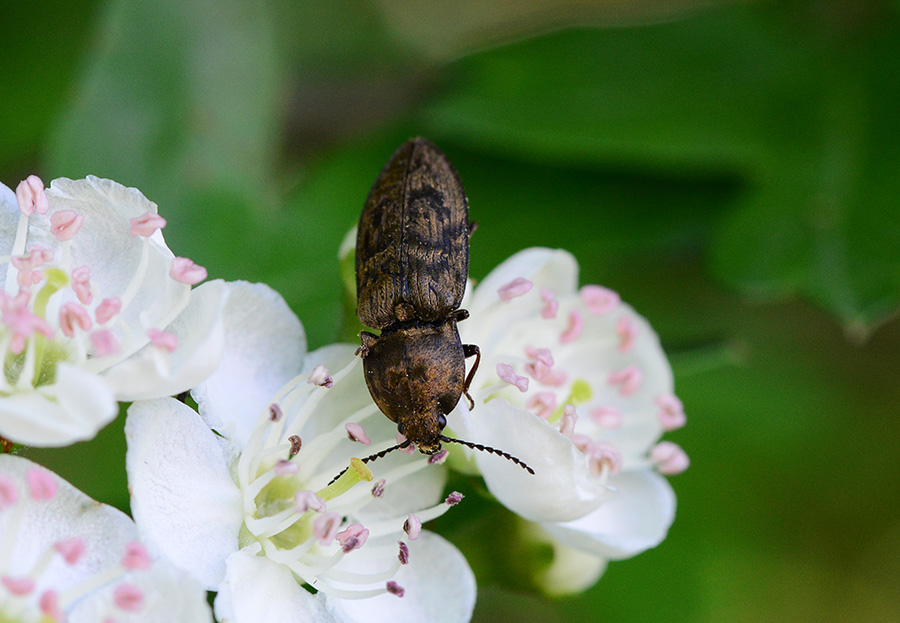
5, 0, 899, 620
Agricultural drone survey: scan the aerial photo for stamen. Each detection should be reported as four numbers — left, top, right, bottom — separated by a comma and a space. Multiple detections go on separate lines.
589, 406, 622, 428
656, 393, 686, 431
70, 266, 93, 305
307, 365, 334, 388
335, 524, 369, 553
445, 492, 464, 506
0, 475, 18, 508
113, 583, 144, 612
616, 316, 637, 352
397, 541, 409, 565
526, 392, 557, 419
95, 297, 122, 324
396, 434, 415, 454
403, 514, 421, 540
50, 211, 84, 242
121, 542, 151, 570
169, 258, 207, 285
275, 459, 299, 476
59, 302, 93, 337
496, 363, 528, 392
129, 212, 167, 237
427, 449, 448, 464
15, 176, 49, 216
39, 590, 62, 620
294, 491, 326, 514
559, 404, 578, 437
588, 442, 622, 476
345, 423, 370, 445
560, 309, 583, 344
90, 330, 120, 357
1, 576, 34, 595
313, 513, 342, 544
608, 365, 642, 396
497, 277, 532, 301
651, 442, 689, 475
385, 581, 405, 597
147, 329, 177, 352
269, 404, 284, 422
581, 285, 620, 315
26, 467, 58, 500
54, 538, 86, 565
371, 479, 386, 498
288, 435, 302, 457
540, 288, 558, 319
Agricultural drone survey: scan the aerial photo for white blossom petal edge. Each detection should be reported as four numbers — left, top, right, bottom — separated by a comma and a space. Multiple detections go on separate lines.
126, 281, 474, 623
447, 248, 688, 594
0, 176, 227, 447
0, 454, 212, 622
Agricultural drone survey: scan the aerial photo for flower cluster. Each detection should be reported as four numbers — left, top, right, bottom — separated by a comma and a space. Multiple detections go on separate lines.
0, 176, 226, 447
1, 173, 688, 622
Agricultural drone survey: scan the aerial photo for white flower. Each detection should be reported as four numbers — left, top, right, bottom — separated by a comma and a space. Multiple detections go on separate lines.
0, 454, 212, 622
125, 282, 475, 623
447, 248, 689, 595
0, 175, 228, 447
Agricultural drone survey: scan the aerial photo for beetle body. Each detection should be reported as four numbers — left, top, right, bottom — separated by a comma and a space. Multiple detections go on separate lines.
356, 138, 478, 454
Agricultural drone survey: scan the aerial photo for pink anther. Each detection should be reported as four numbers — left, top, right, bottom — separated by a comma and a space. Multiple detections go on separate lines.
147, 329, 178, 352
656, 393, 686, 431
113, 583, 144, 612
90, 330, 120, 357
0, 475, 18, 509
560, 309, 583, 344
445, 491, 464, 506
169, 257, 207, 285
589, 406, 622, 429
336, 524, 369, 553
60, 302, 93, 337
2, 576, 34, 595
295, 491, 326, 514
497, 277, 533, 301
386, 581, 405, 597
15, 175, 49, 216
540, 288, 558, 319
268, 403, 283, 421
122, 542, 151, 570
608, 365, 642, 396
397, 541, 410, 565
70, 266, 93, 305
307, 365, 333, 388
39, 590, 62, 619
403, 514, 422, 540
581, 285, 620, 315
651, 441, 689, 475
129, 212, 167, 237
345, 423, 370, 445
526, 392, 557, 419
274, 459, 298, 476
95, 298, 122, 325
54, 538, 86, 565
497, 363, 529, 392
616, 316, 637, 352
559, 404, 578, 437
313, 513, 342, 544
26, 467, 57, 500
371, 479, 386, 498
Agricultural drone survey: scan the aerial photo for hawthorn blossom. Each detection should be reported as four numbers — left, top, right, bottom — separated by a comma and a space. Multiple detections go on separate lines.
446, 248, 689, 595
0, 176, 227, 447
125, 282, 475, 623
0, 455, 212, 622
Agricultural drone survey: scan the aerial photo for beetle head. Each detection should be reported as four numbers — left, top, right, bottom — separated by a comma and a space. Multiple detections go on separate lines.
397, 412, 447, 455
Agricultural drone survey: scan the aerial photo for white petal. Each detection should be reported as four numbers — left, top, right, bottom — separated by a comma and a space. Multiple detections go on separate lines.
125, 398, 243, 589
452, 399, 611, 523
0, 455, 136, 593
214, 550, 338, 623
69, 562, 213, 623
105, 279, 229, 401
0, 363, 118, 447
192, 281, 305, 446
466, 248, 578, 313
522, 521, 608, 597
541, 470, 676, 559
326, 531, 475, 623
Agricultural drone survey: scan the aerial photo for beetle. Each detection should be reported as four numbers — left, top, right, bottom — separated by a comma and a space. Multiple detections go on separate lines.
352, 137, 533, 474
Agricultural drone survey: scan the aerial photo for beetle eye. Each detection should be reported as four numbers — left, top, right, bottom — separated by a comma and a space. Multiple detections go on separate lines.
397, 422, 406, 435
437, 414, 447, 429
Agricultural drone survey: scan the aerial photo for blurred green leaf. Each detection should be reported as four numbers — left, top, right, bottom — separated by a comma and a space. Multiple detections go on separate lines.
418, 1, 900, 336
46, 0, 282, 215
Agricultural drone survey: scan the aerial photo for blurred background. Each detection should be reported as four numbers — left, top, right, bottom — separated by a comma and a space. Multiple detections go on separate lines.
5, 0, 900, 620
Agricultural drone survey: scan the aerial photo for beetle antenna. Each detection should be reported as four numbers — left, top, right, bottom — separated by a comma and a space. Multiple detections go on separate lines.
327, 440, 412, 485
439, 435, 535, 475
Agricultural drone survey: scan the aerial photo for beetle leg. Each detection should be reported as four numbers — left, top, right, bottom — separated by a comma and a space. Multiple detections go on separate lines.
468, 221, 478, 237
462, 343, 481, 409
356, 331, 378, 357
453, 308, 470, 322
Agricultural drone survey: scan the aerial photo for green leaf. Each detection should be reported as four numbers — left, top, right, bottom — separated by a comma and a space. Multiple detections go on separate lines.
45, 0, 282, 215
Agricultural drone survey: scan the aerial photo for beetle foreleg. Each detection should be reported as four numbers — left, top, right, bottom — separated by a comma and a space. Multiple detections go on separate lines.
462, 343, 481, 410
356, 331, 378, 358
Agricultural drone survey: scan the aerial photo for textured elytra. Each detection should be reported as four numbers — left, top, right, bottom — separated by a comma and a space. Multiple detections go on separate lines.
356, 138, 469, 328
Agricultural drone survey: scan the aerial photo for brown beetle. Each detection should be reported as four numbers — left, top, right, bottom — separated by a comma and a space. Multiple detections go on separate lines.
352, 137, 533, 474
